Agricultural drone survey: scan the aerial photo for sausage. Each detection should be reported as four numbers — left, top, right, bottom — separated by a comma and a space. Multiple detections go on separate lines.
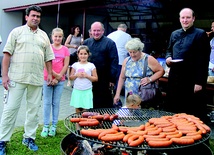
78, 119, 99, 126
162, 127, 177, 132
177, 126, 197, 131
123, 133, 133, 142
148, 140, 173, 147
145, 126, 158, 131
119, 126, 144, 133
186, 130, 202, 136
127, 130, 147, 136
160, 131, 179, 135
70, 117, 87, 122
143, 133, 166, 139
80, 129, 101, 138
98, 129, 118, 139
177, 129, 197, 135
100, 132, 125, 142
118, 126, 129, 133
145, 137, 170, 142
181, 134, 202, 141
171, 138, 194, 145
111, 124, 119, 131
166, 132, 182, 138
109, 114, 119, 121
81, 112, 99, 118
147, 128, 163, 135
103, 113, 111, 121
200, 123, 211, 132
91, 114, 104, 120
129, 136, 144, 147
156, 123, 175, 128
127, 135, 140, 144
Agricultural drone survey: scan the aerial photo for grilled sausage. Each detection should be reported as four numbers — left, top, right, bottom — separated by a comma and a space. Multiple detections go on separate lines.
98, 129, 118, 139
129, 136, 144, 147
80, 129, 101, 138
145, 137, 170, 142
171, 137, 194, 145
70, 117, 87, 122
78, 119, 99, 126
100, 132, 125, 142
181, 134, 202, 141
109, 114, 119, 121
148, 140, 173, 147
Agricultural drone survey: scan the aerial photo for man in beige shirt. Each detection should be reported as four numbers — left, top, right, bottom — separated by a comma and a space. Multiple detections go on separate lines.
0, 5, 54, 154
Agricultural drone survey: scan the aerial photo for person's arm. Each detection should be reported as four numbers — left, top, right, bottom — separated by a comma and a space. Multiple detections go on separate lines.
2, 52, 11, 90
165, 35, 173, 67
139, 55, 165, 86
52, 55, 70, 81
45, 60, 53, 85
147, 55, 165, 82
114, 58, 127, 104
109, 41, 119, 84
64, 34, 72, 48
194, 31, 211, 92
84, 68, 98, 82
69, 67, 77, 81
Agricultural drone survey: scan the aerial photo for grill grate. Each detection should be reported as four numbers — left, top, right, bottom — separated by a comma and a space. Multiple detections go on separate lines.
64, 108, 211, 151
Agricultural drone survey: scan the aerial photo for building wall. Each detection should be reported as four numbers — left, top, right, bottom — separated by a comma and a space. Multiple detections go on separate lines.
0, 0, 56, 55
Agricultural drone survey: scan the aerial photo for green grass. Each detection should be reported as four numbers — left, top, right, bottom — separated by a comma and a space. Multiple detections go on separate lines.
4, 120, 214, 155
5, 120, 70, 155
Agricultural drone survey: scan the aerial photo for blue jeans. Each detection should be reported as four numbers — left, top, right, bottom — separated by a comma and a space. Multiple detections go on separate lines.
42, 81, 64, 126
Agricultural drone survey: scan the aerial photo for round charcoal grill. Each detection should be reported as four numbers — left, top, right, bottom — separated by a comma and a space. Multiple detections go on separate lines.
64, 108, 211, 151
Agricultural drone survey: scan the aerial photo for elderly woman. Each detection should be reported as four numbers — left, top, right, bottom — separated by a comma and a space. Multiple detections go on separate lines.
114, 38, 165, 108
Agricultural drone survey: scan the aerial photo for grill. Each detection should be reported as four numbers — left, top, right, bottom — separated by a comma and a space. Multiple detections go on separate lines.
64, 108, 211, 151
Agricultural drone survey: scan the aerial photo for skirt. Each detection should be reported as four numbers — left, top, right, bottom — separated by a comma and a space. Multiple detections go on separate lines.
70, 88, 93, 109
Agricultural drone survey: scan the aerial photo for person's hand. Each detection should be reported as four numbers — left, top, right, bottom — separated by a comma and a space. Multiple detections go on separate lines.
2, 75, 10, 90
114, 95, 120, 104
194, 84, 202, 93
56, 73, 62, 81
76, 71, 87, 78
51, 79, 58, 85
166, 57, 172, 66
140, 77, 151, 86
74, 45, 78, 49
47, 74, 53, 86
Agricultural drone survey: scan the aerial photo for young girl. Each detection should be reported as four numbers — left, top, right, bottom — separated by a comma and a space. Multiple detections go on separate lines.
69, 45, 98, 113
123, 92, 142, 109
41, 28, 70, 137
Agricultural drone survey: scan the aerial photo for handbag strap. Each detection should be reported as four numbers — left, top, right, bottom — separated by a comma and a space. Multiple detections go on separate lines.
143, 54, 148, 78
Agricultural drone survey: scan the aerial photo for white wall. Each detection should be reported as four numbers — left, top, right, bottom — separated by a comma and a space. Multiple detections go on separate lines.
0, 11, 22, 56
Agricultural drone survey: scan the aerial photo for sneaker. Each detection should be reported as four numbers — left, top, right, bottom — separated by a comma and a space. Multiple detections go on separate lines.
40, 125, 49, 137
48, 125, 57, 137
0, 141, 6, 155
22, 138, 38, 151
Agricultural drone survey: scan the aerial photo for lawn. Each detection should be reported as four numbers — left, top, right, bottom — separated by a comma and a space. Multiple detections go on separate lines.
5, 120, 70, 155
4, 120, 214, 155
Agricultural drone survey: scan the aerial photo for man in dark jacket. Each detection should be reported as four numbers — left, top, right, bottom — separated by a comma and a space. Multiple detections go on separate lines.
83, 21, 119, 108
165, 8, 210, 122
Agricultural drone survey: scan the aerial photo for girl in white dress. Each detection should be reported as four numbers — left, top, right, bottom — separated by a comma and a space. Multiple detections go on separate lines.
69, 45, 98, 113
